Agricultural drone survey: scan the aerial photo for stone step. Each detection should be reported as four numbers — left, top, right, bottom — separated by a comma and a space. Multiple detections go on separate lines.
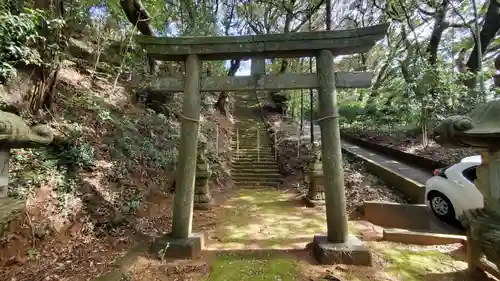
234, 128, 268, 132
231, 161, 278, 167
233, 153, 276, 158
231, 147, 274, 150
231, 137, 271, 140
233, 158, 277, 163
231, 168, 280, 173
231, 149, 274, 156
233, 180, 282, 187
233, 172, 282, 179
233, 175, 283, 183
233, 153, 275, 157
232, 149, 275, 154
231, 144, 274, 147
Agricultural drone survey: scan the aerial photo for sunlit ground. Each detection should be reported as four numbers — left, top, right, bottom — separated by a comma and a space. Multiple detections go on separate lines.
92, 187, 473, 281
202, 188, 470, 281
207, 188, 358, 250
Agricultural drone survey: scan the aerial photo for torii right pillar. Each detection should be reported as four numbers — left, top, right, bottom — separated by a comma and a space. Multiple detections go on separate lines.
312, 50, 372, 265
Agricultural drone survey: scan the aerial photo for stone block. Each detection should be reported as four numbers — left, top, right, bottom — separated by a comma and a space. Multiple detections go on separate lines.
150, 232, 205, 259
383, 228, 466, 245
302, 195, 325, 207
0, 150, 9, 198
313, 234, 372, 266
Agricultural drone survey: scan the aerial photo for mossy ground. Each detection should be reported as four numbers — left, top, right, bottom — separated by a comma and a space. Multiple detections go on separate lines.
83, 186, 475, 281
200, 188, 470, 281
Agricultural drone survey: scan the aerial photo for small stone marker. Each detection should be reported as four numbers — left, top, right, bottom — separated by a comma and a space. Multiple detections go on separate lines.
194, 140, 213, 210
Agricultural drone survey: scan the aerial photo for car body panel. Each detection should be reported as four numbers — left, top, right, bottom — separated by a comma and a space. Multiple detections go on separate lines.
461, 155, 481, 163
425, 155, 484, 219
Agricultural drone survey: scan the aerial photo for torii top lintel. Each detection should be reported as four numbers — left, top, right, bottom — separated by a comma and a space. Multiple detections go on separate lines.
136, 23, 390, 61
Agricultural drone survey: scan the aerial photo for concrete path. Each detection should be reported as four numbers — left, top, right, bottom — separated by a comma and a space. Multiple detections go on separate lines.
300, 123, 431, 185
341, 142, 431, 185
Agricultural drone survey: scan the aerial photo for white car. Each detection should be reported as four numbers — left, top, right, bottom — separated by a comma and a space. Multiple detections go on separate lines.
425, 155, 484, 223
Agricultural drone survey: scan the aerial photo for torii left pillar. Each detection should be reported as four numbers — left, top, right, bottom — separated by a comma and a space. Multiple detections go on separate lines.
150, 54, 205, 259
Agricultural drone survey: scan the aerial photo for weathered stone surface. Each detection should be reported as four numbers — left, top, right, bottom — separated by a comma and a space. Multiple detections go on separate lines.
383, 228, 466, 245
305, 160, 326, 204
432, 100, 500, 149
137, 24, 389, 61
170, 54, 201, 239
149, 72, 373, 93
0, 150, 8, 198
316, 49, 348, 242
313, 234, 372, 266
150, 232, 204, 259
434, 96, 500, 273
0, 111, 54, 149
194, 140, 212, 210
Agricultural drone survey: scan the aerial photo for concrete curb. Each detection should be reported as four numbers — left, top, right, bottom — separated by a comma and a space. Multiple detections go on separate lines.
363, 201, 463, 235
383, 228, 466, 245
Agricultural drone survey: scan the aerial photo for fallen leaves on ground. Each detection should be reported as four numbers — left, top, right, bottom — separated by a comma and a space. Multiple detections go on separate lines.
344, 128, 480, 165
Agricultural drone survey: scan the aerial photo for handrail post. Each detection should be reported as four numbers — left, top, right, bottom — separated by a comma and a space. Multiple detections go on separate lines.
236, 128, 239, 159
274, 133, 277, 161
216, 126, 219, 155
297, 123, 301, 158
257, 126, 260, 163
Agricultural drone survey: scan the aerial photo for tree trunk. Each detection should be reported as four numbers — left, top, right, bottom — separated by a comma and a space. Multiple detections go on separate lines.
119, 0, 157, 73
28, 0, 65, 113
427, 1, 449, 66
462, 0, 500, 90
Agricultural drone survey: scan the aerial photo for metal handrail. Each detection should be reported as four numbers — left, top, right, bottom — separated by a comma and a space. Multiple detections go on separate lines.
253, 91, 303, 160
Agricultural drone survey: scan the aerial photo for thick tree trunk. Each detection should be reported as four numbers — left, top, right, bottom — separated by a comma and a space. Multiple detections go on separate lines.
427, 1, 449, 66
119, 0, 157, 73
460, 0, 500, 91
466, 0, 500, 74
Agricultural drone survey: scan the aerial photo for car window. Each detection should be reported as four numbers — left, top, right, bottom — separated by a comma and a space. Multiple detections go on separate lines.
462, 166, 478, 182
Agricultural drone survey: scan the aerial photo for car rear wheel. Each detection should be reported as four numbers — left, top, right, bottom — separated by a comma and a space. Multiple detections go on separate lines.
429, 191, 456, 222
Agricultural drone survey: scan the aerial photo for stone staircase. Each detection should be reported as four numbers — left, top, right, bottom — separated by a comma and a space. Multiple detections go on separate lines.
231, 93, 283, 188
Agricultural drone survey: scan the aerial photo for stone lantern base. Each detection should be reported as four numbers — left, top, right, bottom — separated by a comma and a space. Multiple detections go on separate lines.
194, 163, 213, 210
303, 162, 325, 206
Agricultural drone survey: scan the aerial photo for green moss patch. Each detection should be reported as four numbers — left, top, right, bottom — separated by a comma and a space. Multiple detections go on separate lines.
212, 188, 328, 249
380, 246, 467, 281
204, 253, 300, 281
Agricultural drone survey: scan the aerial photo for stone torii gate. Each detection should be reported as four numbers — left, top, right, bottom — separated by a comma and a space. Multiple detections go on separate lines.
136, 23, 389, 265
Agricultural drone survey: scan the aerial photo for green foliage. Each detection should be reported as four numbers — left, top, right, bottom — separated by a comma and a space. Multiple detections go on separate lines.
0, 10, 42, 82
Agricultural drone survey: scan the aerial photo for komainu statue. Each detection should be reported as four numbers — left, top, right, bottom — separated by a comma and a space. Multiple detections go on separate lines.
432, 99, 500, 275
0, 111, 54, 149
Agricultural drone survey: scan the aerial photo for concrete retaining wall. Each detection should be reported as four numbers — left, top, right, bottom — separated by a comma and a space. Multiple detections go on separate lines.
364, 201, 463, 234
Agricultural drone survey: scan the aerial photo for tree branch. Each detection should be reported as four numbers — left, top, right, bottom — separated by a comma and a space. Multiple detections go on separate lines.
291, 0, 326, 32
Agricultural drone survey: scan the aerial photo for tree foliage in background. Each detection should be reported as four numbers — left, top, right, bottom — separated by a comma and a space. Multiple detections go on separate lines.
0, 0, 498, 142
